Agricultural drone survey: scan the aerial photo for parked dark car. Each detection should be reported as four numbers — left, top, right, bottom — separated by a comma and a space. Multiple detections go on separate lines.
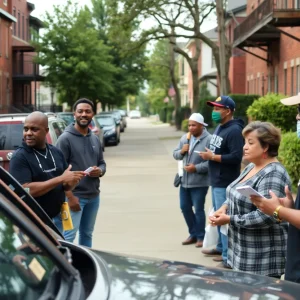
95, 115, 120, 146
0, 113, 67, 171
1, 166, 300, 300
57, 112, 74, 125
100, 111, 125, 132
57, 112, 105, 151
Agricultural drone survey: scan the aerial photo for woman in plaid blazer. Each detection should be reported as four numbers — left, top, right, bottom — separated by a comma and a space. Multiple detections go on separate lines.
209, 121, 291, 278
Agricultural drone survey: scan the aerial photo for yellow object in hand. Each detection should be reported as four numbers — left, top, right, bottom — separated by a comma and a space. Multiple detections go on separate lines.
61, 202, 74, 231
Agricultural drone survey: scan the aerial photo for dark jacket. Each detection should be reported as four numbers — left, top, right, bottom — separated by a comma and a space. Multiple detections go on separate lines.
56, 124, 106, 198
173, 129, 211, 188
208, 119, 244, 187
9, 143, 68, 218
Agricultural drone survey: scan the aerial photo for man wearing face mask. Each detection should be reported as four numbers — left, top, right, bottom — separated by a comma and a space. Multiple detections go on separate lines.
199, 95, 244, 269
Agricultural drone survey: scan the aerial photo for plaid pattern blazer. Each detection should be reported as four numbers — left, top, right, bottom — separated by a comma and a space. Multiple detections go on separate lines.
224, 162, 291, 276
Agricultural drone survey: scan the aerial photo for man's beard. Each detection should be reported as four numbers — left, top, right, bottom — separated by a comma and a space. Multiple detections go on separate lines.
76, 118, 91, 128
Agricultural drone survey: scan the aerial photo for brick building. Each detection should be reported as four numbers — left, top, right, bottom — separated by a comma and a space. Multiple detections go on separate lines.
0, 0, 43, 113
0, 0, 15, 113
233, 0, 300, 96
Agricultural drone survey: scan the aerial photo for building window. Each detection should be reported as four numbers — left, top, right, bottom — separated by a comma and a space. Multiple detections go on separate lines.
5, 25, 9, 58
13, 8, 16, 36
26, 18, 29, 41
247, 80, 249, 93
296, 0, 300, 9
274, 73, 278, 93
297, 65, 300, 94
181, 59, 184, 76
268, 75, 271, 93
211, 51, 216, 68
17, 12, 20, 38
3, 0, 7, 6
284, 69, 287, 95
22, 15, 25, 40
291, 67, 294, 95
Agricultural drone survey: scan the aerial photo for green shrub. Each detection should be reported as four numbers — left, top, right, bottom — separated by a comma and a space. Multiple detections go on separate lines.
247, 93, 297, 132
229, 94, 260, 125
181, 119, 189, 132
159, 105, 174, 123
279, 132, 300, 189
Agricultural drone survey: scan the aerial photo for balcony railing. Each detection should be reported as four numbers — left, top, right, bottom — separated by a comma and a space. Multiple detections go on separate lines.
234, 0, 300, 45
13, 60, 41, 78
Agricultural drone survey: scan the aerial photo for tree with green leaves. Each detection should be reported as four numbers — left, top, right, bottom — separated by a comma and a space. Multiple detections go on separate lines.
33, 1, 117, 107
90, 0, 149, 110
106, 0, 226, 113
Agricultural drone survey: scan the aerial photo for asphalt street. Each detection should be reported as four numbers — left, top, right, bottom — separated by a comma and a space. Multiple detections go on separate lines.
92, 117, 218, 268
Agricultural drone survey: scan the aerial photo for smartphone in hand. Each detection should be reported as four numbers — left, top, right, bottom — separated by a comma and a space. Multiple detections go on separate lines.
236, 185, 264, 198
84, 167, 94, 174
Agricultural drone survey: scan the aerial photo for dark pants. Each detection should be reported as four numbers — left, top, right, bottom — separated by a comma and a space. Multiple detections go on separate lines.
180, 186, 209, 241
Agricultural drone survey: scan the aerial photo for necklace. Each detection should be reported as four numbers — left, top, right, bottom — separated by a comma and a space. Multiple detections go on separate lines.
33, 147, 57, 173
33, 147, 48, 159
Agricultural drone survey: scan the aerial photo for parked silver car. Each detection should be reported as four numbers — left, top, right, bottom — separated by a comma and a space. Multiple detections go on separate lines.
1, 167, 300, 300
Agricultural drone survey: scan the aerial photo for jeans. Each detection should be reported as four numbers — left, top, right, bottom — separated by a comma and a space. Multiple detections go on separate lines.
60, 195, 100, 247
212, 187, 228, 261
180, 186, 209, 241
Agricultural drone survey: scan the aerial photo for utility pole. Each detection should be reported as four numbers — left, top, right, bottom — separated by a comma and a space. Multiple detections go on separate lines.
216, 0, 228, 95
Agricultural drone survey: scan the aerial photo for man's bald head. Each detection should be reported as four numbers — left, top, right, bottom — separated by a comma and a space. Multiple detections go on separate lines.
25, 111, 48, 128
23, 111, 49, 149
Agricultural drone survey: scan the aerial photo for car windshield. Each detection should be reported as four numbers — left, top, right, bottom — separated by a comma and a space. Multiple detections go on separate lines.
0, 124, 24, 150
58, 114, 73, 125
96, 117, 114, 126
0, 204, 56, 299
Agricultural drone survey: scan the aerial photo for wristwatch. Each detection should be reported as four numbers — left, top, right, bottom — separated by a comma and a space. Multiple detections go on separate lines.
273, 205, 282, 222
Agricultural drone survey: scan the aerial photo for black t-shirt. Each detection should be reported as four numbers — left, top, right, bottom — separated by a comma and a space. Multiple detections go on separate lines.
285, 185, 300, 283
9, 142, 68, 218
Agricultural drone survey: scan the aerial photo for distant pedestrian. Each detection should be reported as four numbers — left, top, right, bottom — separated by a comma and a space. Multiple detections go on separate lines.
56, 98, 106, 247
173, 113, 211, 248
9, 111, 84, 225
200, 96, 244, 268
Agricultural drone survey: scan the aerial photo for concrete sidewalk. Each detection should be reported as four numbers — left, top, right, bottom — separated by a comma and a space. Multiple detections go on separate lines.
92, 118, 218, 268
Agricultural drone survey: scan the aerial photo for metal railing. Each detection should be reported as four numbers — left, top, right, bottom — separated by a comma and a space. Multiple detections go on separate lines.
13, 60, 40, 77
234, 0, 300, 43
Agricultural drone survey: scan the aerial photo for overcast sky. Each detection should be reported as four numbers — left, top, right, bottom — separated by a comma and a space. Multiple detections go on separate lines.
28, 0, 216, 45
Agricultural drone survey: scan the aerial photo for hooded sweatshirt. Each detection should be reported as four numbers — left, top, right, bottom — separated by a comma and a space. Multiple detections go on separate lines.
173, 129, 211, 188
56, 124, 106, 198
208, 119, 244, 187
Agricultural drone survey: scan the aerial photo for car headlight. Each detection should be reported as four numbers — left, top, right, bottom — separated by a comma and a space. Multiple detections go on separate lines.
104, 129, 115, 136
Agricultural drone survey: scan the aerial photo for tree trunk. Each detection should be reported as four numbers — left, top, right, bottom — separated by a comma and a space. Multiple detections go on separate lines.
216, 0, 231, 95
169, 33, 181, 130
191, 63, 200, 112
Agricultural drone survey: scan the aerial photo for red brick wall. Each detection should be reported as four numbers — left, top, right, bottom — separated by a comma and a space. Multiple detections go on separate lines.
245, 0, 300, 96
230, 55, 246, 94
0, 2, 13, 112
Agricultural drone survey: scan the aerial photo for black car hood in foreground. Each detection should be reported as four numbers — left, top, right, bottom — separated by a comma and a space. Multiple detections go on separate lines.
92, 249, 300, 300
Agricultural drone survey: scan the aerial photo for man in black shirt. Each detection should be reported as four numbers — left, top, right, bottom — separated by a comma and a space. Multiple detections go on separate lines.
9, 112, 84, 228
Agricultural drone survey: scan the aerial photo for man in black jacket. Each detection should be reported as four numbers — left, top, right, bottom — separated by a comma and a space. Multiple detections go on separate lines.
200, 96, 244, 268
9, 112, 84, 224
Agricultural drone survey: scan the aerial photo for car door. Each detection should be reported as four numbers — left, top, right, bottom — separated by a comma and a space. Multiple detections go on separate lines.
0, 121, 24, 171
0, 185, 85, 300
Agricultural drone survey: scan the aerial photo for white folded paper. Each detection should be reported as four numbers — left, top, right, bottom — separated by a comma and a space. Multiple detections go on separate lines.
178, 160, 183, 177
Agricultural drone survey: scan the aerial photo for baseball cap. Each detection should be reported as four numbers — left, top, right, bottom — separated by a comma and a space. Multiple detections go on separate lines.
189, 113, 208, 126
280, 93, 300, 106
207, 95, 235, 111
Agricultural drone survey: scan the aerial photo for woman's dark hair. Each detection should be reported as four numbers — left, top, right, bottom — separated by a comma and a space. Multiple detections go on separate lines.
242, 121, 281, 157
73, 98, 95, 112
